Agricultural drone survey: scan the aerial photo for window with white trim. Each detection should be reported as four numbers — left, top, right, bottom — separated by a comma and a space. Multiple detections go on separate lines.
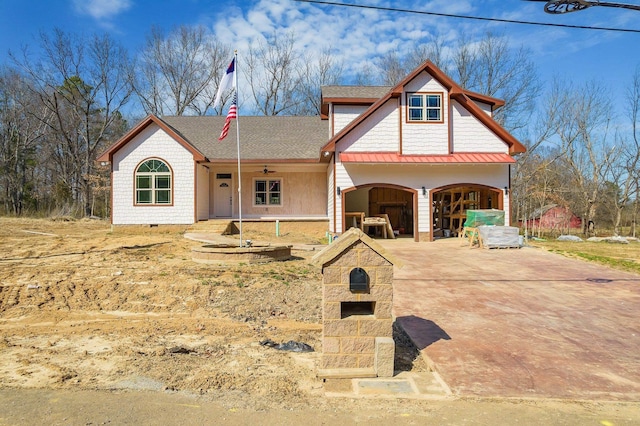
254, 179, 281, 206
407, 93, 443, 122
135, 159, 172, 205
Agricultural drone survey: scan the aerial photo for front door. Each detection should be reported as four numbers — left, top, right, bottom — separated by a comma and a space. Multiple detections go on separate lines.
214, 173, 232, 217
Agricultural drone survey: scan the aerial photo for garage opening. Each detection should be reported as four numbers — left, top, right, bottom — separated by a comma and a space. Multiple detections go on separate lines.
432, 185, 501, 237
344, 185, 414, 238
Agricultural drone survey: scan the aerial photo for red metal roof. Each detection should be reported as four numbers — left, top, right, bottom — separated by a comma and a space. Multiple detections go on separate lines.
339, 152, 516, 164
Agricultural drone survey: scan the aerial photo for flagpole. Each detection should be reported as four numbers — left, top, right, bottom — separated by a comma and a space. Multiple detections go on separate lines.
233, 50, 243, 247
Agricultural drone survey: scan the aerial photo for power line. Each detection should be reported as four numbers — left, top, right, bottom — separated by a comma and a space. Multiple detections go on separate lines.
293, 0, 640, 34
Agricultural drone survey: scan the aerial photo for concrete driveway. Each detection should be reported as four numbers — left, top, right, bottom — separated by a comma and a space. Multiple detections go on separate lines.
381, 238, 640, 401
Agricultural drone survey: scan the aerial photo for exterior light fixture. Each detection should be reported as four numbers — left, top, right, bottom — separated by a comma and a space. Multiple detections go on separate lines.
504, 186, 509, 195
337, 187, 341, 196
422, 186, 426, 196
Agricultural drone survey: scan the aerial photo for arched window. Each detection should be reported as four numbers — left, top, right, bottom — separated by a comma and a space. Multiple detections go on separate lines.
135, 159, 172, 205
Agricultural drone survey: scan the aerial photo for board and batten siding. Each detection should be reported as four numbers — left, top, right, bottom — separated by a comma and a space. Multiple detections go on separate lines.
451, 100, 510, 153
334, 162, 510, 233
112, 123, 196, 225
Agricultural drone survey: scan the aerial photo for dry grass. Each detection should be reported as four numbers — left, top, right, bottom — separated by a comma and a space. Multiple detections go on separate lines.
529, 239, 640, 274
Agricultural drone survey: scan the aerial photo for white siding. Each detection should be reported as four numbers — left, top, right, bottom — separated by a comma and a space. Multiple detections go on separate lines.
338, 100, 399, 152
451, 100, 509, 153
475, 101, 493, 116
333, 105, 368, 134
112, 124, 195, 225
402, 72, 449, 155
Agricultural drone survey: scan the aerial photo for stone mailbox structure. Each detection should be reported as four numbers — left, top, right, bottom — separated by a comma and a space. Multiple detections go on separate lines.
311, 227, 402, 379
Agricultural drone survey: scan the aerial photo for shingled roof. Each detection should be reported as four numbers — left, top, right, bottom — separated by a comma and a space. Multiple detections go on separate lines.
321, 85, 392, 100
160, 116, 329, 162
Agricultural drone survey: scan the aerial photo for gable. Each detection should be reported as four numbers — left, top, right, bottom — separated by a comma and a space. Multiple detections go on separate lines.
97, 114, 204, 163
322, 60, 526, 156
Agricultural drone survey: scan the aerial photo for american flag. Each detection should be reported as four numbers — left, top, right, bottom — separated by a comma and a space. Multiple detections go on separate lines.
218, 93, 237, 141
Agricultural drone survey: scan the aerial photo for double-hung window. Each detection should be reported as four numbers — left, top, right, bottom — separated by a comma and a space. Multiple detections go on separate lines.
135, 159, 172, 205
254, 179, 281, 206
407, 93, 443, 122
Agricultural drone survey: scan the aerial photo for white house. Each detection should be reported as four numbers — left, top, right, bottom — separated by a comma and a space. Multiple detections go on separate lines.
97, 60, 525, 241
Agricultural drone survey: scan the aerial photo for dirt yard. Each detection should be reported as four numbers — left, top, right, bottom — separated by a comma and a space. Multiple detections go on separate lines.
0, 218, 426, 410
1, 218, 638, 424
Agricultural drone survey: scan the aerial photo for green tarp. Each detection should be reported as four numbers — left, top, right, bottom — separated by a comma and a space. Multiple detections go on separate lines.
465, 209, 505, 227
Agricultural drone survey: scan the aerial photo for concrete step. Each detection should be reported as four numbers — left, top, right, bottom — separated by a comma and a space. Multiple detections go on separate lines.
187, 220, 232, 234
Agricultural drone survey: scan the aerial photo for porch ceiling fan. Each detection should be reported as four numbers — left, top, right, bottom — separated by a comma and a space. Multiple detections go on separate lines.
257, 165, 276, 174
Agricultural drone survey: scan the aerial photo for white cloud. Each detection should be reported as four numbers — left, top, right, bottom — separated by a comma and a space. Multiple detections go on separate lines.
209, 0, 639, 95
73, 0, 132, 20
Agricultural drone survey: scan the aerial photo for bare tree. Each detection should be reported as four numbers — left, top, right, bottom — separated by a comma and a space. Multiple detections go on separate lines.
511, 81, 567, 234
246, 33, 303, 116
11, 29, 132, 216
601, 66, 640, 235
377, 51, 406, 86
133, 25, 231, 116
374, 33, 539, 134
0, 68, 48, 215
294, 48, 344, 115
374, 36, 450, 86
413, 35, 450, 73
450, 32, 540, 133
629, 66, 640, 237
553, 80, 616, 236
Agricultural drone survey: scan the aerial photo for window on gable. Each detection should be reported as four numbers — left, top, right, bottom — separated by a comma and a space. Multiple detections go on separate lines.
254, 179, 281, 206
135, 158, 172, 205
407, 93, 443, 122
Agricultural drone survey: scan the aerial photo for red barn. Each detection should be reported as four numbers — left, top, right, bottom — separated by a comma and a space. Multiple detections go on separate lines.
519, 204, 582, 231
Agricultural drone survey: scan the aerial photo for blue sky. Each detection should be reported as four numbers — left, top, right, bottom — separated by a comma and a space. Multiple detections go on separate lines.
1, 0, 639, 109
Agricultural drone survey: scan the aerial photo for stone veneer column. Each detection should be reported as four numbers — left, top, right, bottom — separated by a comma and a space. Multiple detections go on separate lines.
321, 241, 394, 373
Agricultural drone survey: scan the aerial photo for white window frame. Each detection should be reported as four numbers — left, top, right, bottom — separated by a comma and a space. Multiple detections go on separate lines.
407, 92, 443, 123
134, 158, 172, 205
253, 177, 283, 207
